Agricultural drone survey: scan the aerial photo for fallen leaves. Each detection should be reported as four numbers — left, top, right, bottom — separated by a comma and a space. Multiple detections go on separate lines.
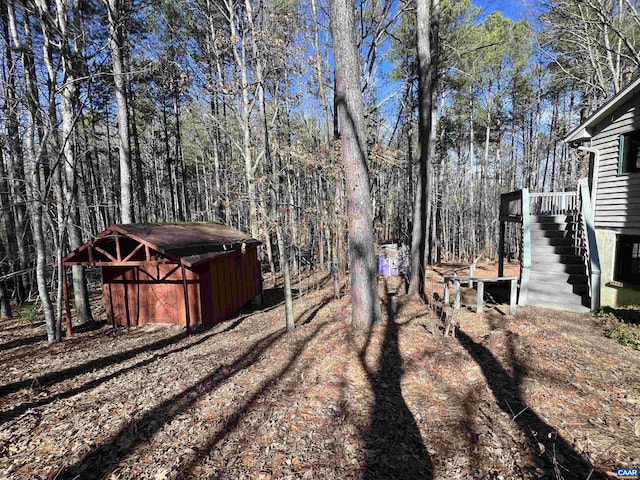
0, 268, 637, 479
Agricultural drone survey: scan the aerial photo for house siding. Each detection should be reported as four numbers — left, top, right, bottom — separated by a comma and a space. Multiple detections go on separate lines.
591, 94, 640, 233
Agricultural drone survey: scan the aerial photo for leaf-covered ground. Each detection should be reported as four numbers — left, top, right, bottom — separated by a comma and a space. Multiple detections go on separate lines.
0, 265, 638, 480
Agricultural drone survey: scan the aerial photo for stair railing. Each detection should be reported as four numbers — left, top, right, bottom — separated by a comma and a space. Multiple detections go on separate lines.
577, 179, 601, 311
529, 191, 578, 216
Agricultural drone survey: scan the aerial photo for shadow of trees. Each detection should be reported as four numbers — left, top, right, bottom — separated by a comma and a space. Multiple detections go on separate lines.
0, 332, 188, 398
57, 328, 288, 480
0, 333, 47, 352
361, 279, 433, 479
178, 321, 331, 476
0, 327, 233, 425
456, 329, 601, 479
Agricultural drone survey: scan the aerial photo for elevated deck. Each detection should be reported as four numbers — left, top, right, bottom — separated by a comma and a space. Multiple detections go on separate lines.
498, 181, 601, 312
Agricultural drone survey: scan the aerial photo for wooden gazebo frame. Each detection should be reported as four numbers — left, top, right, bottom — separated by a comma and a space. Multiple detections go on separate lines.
61, 223, 262, 335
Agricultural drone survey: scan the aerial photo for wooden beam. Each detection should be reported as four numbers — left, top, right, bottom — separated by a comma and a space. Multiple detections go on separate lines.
88, 244, 94, 264
111, 226, 182, 264
519, 188, 531, 306
115, 232, 121, 261
122, 242, 144, 262
93, 245, 117, 262
181, 262, 191, 334
145, 244, 150, 261
61, 228, 115, 263
62, 267, 72, 338
160, 264, 181, 281
63, 260, 175, 267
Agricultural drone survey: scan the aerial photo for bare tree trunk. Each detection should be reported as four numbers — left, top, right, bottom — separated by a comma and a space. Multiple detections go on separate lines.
331, 0, 380, 329
7, 1, 56, 339
245, 0, 294, 329
129, 84, 147, 221
47, 0, 94, 325
104, 0, 133, 223
225, 0, 258, 238
409, 0, 437, 296
1, 3, 29, 303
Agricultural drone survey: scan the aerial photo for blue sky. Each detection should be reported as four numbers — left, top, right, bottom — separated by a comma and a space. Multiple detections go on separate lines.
476, 0, 529, 21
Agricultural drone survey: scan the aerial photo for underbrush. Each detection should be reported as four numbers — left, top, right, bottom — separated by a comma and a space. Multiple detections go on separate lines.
598, 305, 640, 350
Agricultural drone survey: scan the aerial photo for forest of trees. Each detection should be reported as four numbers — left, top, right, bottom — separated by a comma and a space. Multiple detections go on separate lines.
1, 0, 639, 340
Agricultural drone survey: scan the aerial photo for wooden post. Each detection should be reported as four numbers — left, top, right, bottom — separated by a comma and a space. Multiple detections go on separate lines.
498, 221, 505, 277
108, 282, 116, 328
62, 266, 72, 338
469, 264, 475, 286
453, 278, 461, 309
181, 262, 191, 334
443, 279, 449, 305
122, 270, 131, 327
509, 278, 517, 315
476, 280, 484, 313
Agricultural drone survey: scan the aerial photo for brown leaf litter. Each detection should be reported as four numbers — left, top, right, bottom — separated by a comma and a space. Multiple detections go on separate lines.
0, 264, 637, 479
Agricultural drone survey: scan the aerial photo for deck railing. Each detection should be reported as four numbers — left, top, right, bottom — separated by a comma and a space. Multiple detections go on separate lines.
529, 191, 578, 216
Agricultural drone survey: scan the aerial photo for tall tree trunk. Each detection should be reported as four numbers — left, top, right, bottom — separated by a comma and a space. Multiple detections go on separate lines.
129, 84, 147, 221
331, 0, 380, 329
104, 0, 133, 223
1, 2, 29, 303
245, 0, 294, 329
7, 2, 56, 339
48, 0, 94, 325
409, 0, 437, 296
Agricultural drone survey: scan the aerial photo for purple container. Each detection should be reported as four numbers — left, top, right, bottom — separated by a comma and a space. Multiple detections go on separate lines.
377, 254, 399, 276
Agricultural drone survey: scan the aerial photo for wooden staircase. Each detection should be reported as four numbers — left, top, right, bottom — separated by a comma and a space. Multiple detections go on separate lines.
499, 180, 601, 313
527, 215, 590, 312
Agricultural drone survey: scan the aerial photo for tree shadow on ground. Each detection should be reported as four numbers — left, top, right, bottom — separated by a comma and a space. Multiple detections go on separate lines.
72, 320, 107, 334
57, 327, 289, 480
0, 332, 187, 398
456, 329, 602, 479
297, 294, 334, 326
361, 279, 433, 479
0, 325, 239, 425
0, 334, 47, 352
178, 321, 332, 476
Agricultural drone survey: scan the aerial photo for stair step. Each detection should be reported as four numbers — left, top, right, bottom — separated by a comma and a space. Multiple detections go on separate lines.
531, 245, 579, 255
524, 300, 591, 313
530, 262, 585, 274
529, 230, 569, 239
529, 222, 568, 231
528, 280, 589, 296
528, 236, 575, 247
529, 271, 588, 285
529, 253, 583, 265
526, 289, 590, 309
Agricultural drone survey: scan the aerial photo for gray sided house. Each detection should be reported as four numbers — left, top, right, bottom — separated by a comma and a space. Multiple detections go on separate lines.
566, 77, 640, 307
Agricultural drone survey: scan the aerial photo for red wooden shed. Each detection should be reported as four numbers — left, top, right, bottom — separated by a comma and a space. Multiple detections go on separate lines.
62, 223, 262, 332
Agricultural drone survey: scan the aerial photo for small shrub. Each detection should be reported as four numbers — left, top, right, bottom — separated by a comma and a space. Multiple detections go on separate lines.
598, 305, 640, 350
18, 303, 41, 324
